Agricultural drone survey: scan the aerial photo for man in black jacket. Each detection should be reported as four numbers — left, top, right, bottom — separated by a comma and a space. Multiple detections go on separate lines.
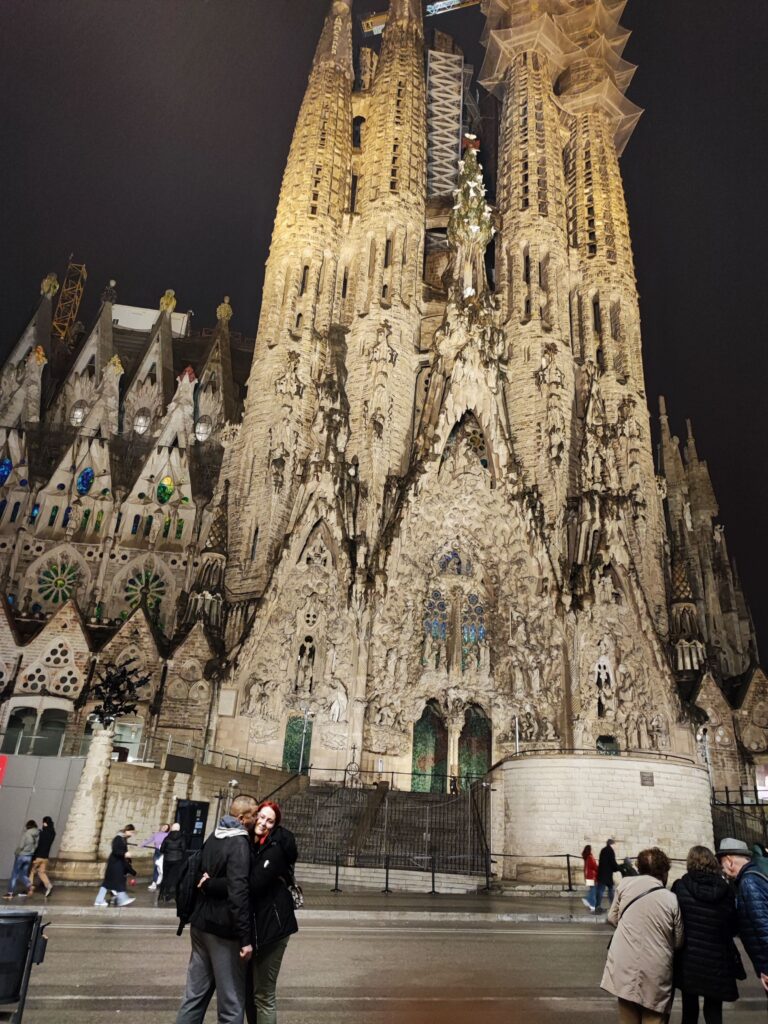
595, 838, 620, 913
176, 795, 258, 1024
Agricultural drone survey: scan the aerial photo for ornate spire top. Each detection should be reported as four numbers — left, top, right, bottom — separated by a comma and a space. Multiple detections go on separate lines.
447, 138, 495, 301
159, 289, 176, 314
313, 0, 353, 74
40, 272, 59, 299
101, 278, 118, 305
216, 295, 233, 324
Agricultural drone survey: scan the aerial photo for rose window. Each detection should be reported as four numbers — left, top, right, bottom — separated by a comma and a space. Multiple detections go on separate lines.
124, 568, 166, 610
38, 560, 80, 604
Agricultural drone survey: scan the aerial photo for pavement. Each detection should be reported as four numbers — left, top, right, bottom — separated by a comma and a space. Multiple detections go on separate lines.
1, 882, 608, 923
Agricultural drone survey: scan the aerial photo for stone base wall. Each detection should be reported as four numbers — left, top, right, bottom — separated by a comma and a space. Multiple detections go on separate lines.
498, 754, 714, 883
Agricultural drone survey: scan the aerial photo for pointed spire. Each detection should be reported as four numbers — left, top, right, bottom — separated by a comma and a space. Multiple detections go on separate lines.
684, 418, 699, 463
314, 0, 353, 75
387, 0, 422, 27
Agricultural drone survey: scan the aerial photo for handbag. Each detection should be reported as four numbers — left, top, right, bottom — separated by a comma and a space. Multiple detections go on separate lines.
286, 868, 304, 910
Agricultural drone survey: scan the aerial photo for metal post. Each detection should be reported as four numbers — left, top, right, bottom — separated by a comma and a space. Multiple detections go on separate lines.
382, 854, 392, 894
429, 854, 438, 895
566, 854, 574, 892
331, 853, 342, 893
484, 849, 492, 893
725, 785, 730, 806
298, 706, 312, 775
739, 785, 744, 805
514, 715, 520, 755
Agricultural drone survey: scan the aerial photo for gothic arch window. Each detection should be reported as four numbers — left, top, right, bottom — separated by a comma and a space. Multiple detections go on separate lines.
412, 700, 448, 793
423, 589, 448, 643
460, 593, 487, 671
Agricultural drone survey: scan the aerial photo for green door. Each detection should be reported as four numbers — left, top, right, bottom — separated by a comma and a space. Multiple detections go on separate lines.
282, 715, 313, 774
458, 705, 491, 786
412, 701, 448, 792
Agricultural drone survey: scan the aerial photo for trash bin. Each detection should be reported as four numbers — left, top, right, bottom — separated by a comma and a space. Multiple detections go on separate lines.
0, 910, 46, 1023
0, 912, 37, 1004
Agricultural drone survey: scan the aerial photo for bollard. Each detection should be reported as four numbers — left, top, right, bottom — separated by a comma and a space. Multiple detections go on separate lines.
381, 855, 392, 894
566, 854, 574, 892
484, 850, 492, 893
429, 854, 438, 895
331, 854, 342, 893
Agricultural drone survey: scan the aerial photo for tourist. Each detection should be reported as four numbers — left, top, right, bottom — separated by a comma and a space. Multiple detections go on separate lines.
671, 844, 741, 1024
200, 799, 299, 1024
3, 819, 40, 899
596, 838, 621, 911
94, 824, 137, 907
29, 815, 56, 896
601, 846, 683, 1023
581, 844, 598, 912
717, 837, 768, 995
141, 821, 170, 891
175, 794, 257, 1024
160, 822, 188, 903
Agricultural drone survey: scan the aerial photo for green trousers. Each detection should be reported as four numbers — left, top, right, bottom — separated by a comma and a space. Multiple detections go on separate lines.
246, 936, 290, 1024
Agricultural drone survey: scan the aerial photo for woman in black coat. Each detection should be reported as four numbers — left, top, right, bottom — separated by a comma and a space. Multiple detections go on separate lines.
94, 825, 137, 907
158, 823, 188, 903
671, 844, 741, 1024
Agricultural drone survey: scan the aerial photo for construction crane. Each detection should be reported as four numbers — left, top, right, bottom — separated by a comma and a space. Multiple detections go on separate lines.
361, 0, 480, 38
52, 256, 87, 345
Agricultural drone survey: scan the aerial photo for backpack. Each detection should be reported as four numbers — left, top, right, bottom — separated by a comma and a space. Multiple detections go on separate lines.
175, 848, 204, 936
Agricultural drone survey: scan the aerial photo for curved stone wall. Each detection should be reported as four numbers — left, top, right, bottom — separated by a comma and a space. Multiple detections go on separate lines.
497, 754, 714, 883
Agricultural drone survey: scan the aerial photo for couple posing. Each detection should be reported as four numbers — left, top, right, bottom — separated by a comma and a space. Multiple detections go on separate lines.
176, 795, 298, 1024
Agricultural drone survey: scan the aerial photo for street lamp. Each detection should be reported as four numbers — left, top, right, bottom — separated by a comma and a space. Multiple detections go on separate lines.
298, 706, 314, 775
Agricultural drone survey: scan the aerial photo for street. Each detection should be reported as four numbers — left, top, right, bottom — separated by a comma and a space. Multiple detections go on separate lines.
20, 915, 768, 1023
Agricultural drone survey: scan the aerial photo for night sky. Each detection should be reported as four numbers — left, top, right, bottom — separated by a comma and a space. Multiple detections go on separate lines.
1, 1, 766, 655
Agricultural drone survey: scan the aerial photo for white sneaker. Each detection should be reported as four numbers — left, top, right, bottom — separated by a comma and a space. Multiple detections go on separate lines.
93, 901, 108, 907
117, 898, 136, 907
581, 898, 592, 910
147, 883, 157, 891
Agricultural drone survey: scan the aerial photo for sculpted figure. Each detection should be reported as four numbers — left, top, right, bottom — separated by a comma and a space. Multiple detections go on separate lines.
159, 288, 177, 314
216, 295, 233, 323
329, 681, 348, 723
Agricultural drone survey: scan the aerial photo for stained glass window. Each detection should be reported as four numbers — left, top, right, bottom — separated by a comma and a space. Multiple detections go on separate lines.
461, 593, 486, 671
157, 476, 174, 504
124, 568, 166, 611
175, 519, 184, 541
0, 457, 12, 486
94, 510, 104, 533
131, 514, 141, 536
47, 505, 59, 528
38, 559, 79, 605
423, 589, 448, 641
76, 468, 94, 495
62, 507, 72, 528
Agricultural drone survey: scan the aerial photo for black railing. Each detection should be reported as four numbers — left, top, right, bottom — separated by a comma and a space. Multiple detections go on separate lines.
283, 778, 491, 876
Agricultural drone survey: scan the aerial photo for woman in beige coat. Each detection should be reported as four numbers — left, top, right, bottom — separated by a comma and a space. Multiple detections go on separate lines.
601, 847, 684, 1023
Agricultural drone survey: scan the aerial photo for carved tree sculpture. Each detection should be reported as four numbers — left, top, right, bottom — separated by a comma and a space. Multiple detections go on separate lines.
90, 661, 151, 729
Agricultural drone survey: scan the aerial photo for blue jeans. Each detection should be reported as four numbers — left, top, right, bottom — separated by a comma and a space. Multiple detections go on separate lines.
7, 854, 32, 895
595, 882, 614, 910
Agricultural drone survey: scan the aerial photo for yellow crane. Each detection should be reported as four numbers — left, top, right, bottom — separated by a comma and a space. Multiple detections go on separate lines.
361, 0, 480, 38
52, 256, 88, 345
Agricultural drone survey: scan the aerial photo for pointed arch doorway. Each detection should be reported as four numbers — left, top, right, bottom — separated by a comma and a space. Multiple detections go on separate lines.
458, 705, 491, 786
412, 700, 448, 792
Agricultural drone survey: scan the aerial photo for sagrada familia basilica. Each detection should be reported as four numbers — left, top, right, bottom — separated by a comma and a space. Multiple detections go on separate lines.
2, 0, 766, 836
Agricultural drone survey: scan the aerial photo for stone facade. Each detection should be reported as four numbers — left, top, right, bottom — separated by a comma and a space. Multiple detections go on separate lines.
0, 0, 764, 822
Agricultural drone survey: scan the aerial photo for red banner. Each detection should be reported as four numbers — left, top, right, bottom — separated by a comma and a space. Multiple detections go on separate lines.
0, 755, 7, 786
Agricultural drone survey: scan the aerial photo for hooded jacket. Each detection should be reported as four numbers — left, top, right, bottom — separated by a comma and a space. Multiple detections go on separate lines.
735, 862, 768, 977
15, 827, 40, 858
189, 816, 252, 948
33, 823, 55, 860
597, 843, 620, 886
205, 824, 300, 949
671, 870, 739, 1001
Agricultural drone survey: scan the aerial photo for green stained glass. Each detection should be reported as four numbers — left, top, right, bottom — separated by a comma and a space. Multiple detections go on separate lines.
411, 702, 448, 793
157, 475, 175, 504
38, 560, 79, 605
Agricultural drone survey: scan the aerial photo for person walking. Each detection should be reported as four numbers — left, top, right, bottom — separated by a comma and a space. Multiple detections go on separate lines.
160, 823, 188, 903
3, 819, 40, 899
94, 824, 137, 907
141, 822, 170, 891
601, 846, 684, 1023
29, 815, 56, 896
671, 844, 740, 1024
717, 837, 768, 995
175, 794, 257, 1024
582, 844, 598, 912
596, 838, 621, 912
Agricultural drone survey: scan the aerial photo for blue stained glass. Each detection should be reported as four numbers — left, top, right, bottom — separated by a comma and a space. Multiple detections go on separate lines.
76, 467, 94, 495
0, 457, 12, 486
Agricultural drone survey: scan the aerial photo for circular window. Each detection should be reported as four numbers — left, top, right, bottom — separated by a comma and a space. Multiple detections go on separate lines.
134, 408, 151, 436
0, 457, 12, 486
70, 400, 88, 427
76, 468, 94, 495
195, 415, 213, 442
157, 476, 175, 504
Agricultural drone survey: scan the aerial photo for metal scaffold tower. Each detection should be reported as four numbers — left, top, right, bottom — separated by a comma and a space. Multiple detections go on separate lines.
427, 48, 465, 196
52, 257, 87, 344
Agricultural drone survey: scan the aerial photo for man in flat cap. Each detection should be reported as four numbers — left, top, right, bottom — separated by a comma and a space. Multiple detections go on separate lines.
717, 837, 768, 994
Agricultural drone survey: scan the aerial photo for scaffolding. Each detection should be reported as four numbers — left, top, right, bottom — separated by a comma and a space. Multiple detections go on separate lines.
427, 48, 465, 197
361, 0, 480, 38
51, 258, 87, 344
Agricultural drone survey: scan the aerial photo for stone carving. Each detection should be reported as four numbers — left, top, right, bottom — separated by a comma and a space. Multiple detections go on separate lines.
159, 289, 176, 314
328, 680, 348, 723
40, 272, 59, 298
216, 295, 233, 323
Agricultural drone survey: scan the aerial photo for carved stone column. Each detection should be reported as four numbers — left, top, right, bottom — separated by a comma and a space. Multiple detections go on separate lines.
55, 727, 113, 878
